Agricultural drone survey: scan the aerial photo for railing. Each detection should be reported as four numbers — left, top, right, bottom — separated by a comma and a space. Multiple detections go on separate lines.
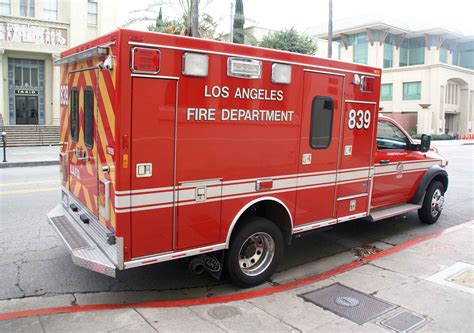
34, 114, 44, 146
0, 113, 4, 132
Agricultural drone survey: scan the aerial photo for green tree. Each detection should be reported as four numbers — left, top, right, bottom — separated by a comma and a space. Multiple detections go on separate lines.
259, 28, 317, 55
233, 0, 245, 44
146, 1, 217, 39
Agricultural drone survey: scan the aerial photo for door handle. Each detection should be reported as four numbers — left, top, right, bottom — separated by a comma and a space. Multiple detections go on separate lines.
379, 159, 390, 165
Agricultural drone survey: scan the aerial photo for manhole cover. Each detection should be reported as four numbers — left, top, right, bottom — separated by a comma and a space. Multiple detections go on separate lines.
380, 311, 426, 332
335, 296, 360, 307
299, 283, 397, 325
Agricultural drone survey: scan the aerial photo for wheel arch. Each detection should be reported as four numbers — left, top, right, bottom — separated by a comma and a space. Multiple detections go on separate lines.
410, 165, 448, 204
225, 196, 294, 248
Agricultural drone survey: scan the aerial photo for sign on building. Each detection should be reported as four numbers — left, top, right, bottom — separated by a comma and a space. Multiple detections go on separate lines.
0, 22, 67, 47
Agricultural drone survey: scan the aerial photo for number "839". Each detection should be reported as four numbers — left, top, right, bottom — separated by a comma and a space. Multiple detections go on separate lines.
348, 109, 371, 130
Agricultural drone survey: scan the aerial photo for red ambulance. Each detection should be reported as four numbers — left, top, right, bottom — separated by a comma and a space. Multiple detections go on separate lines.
48, 29, 448, 287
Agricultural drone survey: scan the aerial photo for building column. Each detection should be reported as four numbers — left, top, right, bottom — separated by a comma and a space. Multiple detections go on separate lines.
417, 104, 433, 135
467, 90, 474, 134
438, 85, 446, 134
52, 54, 61, 125
459, 87, 470, 136
0, 49, 4, 125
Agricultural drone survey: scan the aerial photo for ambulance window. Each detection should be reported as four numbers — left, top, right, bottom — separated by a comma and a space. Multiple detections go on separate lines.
310, 96, 334, 149
84, 87, 94, 149
376, 121, 408, 150
70, 88, 79, 142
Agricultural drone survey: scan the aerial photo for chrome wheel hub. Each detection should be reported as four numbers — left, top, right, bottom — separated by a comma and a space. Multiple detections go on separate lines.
238, 232, 275, 277
431, 189, 445, 217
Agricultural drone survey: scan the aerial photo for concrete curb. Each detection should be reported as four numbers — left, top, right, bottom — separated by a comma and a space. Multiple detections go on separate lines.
0, 160, 59, 169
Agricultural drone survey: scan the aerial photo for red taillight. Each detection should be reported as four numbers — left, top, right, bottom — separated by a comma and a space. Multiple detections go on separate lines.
131, 47, 160, 74
360, 76, 375, 93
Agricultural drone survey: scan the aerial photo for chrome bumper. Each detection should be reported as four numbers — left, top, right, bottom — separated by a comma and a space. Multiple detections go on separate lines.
48, 204, 117, 277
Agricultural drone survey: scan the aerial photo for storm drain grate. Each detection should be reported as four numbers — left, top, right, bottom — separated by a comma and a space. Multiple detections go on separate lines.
299, 283, 397, 325
51, 216, 89, 250
380, 311, 426, 332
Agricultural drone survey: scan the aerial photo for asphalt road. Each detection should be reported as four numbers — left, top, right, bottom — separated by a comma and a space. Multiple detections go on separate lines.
0, 140, 472, 310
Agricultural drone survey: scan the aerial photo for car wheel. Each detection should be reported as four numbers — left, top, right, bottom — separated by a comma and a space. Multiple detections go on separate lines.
226, 216, 284, 288
418, 181, 445, 224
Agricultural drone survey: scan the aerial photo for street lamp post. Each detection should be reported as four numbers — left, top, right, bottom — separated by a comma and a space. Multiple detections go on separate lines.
328, 0, 333, 59
2, 131, 6, 162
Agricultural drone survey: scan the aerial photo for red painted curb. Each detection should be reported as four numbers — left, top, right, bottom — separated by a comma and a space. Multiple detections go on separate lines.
1, 220, 472, 321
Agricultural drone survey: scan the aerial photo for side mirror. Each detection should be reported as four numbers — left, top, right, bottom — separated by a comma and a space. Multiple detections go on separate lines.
420, 134, 431, 152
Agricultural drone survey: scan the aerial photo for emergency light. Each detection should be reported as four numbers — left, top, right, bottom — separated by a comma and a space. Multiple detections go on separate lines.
131, 47, 160, 74
271, 63, 292, 84
228, 58, 262, 79
360, 75, 375, 93
54, 46, 108, 66
182, 52, 209, 77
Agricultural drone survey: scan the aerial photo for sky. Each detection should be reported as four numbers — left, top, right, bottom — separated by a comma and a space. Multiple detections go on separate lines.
117, 0, 474, 37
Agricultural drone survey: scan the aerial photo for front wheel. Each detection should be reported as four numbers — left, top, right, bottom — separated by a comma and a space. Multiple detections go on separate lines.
226, 217, 284, 288
418, 181, 445, 224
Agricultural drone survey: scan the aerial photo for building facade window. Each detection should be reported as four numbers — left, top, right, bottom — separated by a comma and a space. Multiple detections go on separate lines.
0, 0, 10, 15
399, 38, 425, 66
408, 37, 425, 65
20, 0, 35, 17
88, 0, 98, 26
452, 50, 460, 66
459, 41, 474, 70
383, 43, 393, 68
43, 0, 57, 21
353, 32, 368, 64
399, 39, 408, 67
439, 47, 448, 63
380, 84, 393, 101
403, 82, 421, 100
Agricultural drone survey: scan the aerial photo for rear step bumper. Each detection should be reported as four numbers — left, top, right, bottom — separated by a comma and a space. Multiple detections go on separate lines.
367, 203, 422, 222
48, 204, 117, 277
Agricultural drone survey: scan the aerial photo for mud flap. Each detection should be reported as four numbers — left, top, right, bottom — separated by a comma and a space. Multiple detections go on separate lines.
201, 250, 225, 280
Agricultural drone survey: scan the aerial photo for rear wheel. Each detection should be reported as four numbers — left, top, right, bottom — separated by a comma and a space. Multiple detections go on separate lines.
418, 181, 445, 224
226, 217, 284, 288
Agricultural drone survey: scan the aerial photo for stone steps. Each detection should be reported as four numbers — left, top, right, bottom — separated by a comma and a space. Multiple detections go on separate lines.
2, 125, 60, 147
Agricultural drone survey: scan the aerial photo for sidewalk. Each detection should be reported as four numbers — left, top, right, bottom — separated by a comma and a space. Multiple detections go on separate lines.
0, 146, 59, 168
1, 222, 472, 332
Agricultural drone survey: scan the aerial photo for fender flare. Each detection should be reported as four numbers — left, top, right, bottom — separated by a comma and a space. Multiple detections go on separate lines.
409, 165, 448, 204
224, 196, 294, 249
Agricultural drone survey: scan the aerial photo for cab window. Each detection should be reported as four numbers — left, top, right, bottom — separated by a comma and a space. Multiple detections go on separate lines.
84, 87, 94, 149
310, 96, 334, 149
70, 88, 78, 141
377, 120, 408, 150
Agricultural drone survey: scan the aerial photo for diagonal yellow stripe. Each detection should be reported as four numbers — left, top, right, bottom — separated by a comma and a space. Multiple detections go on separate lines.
99, 73, 115, 136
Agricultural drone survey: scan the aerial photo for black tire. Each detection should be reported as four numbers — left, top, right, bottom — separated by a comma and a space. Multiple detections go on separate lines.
226, 216, 284, 288
418, 181, 445, 224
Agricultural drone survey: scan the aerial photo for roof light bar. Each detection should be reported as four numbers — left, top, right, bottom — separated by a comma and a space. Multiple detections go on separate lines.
182, 52, 209, 77
228, 57, 262, 79
54, 46, 108, 66
271, 63, 292, 84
